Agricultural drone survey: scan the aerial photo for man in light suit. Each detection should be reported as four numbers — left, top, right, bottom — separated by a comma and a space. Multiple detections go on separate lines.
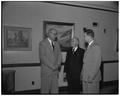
81, 28, 102, 94
39, 28, 61, 94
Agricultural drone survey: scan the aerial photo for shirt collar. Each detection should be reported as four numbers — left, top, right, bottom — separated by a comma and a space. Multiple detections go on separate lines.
89, 40, 94, 46
73, 46, 78, 52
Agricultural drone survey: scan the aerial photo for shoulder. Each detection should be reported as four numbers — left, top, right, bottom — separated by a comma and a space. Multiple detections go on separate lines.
67, 47, 72, 53
39, 39, 47, 46
92, 43, 101, 52
54, 41, 59, 46
78, 47, 85, 53
54, 41, 61, 49
93, 43, 101, 49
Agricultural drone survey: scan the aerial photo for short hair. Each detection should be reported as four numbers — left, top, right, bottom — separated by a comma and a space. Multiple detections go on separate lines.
83, 28, 94, 38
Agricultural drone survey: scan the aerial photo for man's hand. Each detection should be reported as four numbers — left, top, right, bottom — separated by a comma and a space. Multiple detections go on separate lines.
82, 75, 93, 83
87, 76, 93, 83
53, 65, 59, 71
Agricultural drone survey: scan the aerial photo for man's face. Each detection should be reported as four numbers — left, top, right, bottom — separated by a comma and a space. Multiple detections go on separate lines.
71, 38, 78, 47
84, 33, 89, 43
48, 29, 57, 41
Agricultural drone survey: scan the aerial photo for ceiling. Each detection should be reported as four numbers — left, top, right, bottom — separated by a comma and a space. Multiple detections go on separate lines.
55, 1, 118, 12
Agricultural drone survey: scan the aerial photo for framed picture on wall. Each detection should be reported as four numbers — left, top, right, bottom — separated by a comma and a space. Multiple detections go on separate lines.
4, 26, 32, 51
43, 21, 75, 52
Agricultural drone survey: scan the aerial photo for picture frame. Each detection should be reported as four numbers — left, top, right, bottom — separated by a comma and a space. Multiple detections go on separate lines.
4, 26, 32, 51
43, 21, 75, 52
116, 28, 118, 52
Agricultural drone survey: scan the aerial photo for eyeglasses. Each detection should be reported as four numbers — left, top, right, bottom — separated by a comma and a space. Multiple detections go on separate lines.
51, 32, 57, 36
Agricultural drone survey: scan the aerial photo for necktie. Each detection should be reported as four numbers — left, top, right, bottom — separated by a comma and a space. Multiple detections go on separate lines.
52, 42, 54, 51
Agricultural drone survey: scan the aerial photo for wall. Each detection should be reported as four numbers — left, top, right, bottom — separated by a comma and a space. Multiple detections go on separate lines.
104, 62, 118, 81
3, 67, 41, 91
2, 2, 118, 91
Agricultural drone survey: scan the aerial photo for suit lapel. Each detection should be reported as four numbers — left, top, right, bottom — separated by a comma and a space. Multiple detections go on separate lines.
84, 41, 96, 59
73, 47, 79, 54
45, 39, 55, 57
46, 39, 58, 57
46, 39, 53, 52
88, 41, 96, 49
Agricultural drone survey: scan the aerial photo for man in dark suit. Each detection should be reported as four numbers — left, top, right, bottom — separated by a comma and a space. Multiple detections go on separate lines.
64, 37, 85, 94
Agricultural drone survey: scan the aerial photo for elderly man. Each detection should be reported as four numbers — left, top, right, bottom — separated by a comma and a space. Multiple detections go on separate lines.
64, 37, 85, 94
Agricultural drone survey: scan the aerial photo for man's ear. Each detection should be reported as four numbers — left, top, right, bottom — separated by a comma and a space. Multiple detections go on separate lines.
83, 27, 87, 32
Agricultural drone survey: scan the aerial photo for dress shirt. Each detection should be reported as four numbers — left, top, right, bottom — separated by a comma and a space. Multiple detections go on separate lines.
48, 38, 54, 50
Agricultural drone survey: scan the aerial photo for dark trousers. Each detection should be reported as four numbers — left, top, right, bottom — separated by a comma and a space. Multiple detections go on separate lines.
67, 75, 82, 94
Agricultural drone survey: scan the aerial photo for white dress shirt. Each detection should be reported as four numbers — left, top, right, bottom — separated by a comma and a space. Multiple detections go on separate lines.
47, 38, 54, 50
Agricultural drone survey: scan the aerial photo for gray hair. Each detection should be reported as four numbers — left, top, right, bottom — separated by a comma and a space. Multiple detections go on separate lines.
72, 37, 80, 42
46, 28, 57, 37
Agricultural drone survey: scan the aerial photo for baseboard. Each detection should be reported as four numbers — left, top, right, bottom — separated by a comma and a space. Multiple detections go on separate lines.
3, 80, 118, 94
2, 60, 118, 68
13, 87, 68, 94
100, 80, 118, 87
14, 89, 40, 94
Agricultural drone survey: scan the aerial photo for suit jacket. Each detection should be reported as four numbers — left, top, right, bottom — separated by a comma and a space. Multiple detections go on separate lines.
64, 47, 85, 78
39, 38, 61, 76
81, 41, 101, 82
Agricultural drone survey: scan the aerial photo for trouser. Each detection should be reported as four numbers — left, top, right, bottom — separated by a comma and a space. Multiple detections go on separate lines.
41, 71, 58, 94
82, 81, 99, 94
67, 76, 82, 94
